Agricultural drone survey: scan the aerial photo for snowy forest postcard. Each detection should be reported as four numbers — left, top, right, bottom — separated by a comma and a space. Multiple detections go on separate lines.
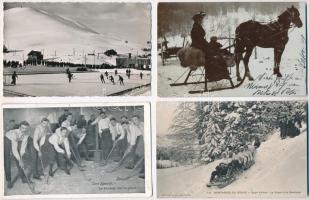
3, 2, 151, 97
157, 101, 307, 198
157, 2, 307, 97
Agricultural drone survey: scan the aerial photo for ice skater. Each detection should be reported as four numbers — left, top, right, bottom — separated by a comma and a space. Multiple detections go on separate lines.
110, 75, 115, 85
100, 73, 105, 83
105, 71, 109, 78
119, 75, 124, 85
68, 72, 74, 83
115, 69, 118, 75
11, 71, 18, 85
140, 72, 143, 80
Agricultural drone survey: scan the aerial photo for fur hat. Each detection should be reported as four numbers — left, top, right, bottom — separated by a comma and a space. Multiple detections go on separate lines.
192, 11, 206, 21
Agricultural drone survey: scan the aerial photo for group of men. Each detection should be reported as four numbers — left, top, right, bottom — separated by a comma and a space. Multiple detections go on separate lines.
100, 70, 144, 86
4, 109, 145, 190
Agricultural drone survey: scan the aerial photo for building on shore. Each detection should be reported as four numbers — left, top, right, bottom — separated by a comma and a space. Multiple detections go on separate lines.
27, 50, 43, 65
116, 53, 151, 70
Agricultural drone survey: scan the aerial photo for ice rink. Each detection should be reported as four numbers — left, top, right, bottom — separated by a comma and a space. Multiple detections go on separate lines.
4, 70, 151, 96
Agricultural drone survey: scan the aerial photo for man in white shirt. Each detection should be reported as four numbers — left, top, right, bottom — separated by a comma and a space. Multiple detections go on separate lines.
91, 111, 113, 160
60, 113, 85, 167
48, 127, 72, 175
129, 115, 145, 179
31, 118, 51, 180
110, 117, 127, 158
61, 113, 73, 132
4, 121, 32, 189
109, 115, 145, 179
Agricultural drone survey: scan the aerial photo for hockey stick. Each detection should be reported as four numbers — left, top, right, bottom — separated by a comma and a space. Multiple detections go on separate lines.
116, 158, 144, 181
38, 156, 50, 185
100, 141, 118, 166
21, 166, 41, 194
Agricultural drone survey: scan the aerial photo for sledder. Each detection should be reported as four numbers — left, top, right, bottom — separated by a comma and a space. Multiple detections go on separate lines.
207, 137, 260, 188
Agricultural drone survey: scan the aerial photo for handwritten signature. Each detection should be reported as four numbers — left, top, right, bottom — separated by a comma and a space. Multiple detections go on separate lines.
244, 72, 299, 96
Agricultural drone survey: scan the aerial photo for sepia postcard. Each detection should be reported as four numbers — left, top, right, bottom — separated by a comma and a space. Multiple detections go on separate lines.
3, 2, 151, 97
157, 101, 307, 198
157, 2, 307, 97
1, 102, 151, 198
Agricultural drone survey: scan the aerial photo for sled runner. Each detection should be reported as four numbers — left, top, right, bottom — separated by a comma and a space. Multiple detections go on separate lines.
170, 41, 247, 94
206, 176, 236, 189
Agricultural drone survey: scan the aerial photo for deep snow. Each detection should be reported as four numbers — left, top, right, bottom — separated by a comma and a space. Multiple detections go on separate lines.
157, 125, 307, 198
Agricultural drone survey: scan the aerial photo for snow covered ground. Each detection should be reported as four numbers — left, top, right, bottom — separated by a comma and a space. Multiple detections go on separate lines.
157, 126, 307, 198
4, 7, 147, 65
4, 69, 151, 96
158, 6, 306, 97
5, 160, 145, 195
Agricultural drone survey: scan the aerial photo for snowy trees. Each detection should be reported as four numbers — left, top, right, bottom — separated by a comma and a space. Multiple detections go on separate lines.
166, 101, 306, 164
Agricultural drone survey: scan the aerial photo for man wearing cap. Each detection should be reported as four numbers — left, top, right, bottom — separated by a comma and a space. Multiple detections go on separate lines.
4, 121, 33, 189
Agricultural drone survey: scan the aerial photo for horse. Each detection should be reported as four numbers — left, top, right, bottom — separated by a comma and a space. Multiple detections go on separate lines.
235, 5, 303, 81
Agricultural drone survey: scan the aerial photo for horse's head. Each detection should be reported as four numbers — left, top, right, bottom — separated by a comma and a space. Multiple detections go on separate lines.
286, 5, 303, 28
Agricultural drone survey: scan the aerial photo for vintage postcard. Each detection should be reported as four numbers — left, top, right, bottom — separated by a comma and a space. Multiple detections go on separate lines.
157, 101, 307, 198
1, 102, 151, 197
157, 2, 307, 97
3, 2, 151, 97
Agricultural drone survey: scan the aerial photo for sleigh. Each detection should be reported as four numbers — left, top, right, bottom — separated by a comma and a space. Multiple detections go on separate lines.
159, 35, 188, 66
170, 43, 247, 94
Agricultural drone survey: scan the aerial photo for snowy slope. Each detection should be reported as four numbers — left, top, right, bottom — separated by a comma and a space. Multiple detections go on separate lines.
4, 7, 143, 64
158, 126, 307, 198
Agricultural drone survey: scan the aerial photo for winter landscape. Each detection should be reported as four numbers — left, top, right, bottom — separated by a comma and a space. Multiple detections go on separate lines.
3, 3, 151, 96
157, 101, 307, 198
157, 2, 306, 97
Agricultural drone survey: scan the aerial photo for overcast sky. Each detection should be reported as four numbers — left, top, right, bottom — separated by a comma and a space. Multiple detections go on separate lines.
157, 102, 179, 135
4, 2, 151, 46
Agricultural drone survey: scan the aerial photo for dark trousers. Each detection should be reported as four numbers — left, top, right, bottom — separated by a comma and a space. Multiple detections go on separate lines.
32, 147, 42, 177
4, 137, 33, 183
32, 137, 53, 177
99, 129, 113, 159
116, 137, 128, 159
68, 133, 82, 165
279, 122, 288, 139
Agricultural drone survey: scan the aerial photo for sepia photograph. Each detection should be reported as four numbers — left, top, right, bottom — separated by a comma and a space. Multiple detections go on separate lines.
157, 2, 306, 97
3, 2, 151, 97
157, 101, 307, 198
2, 103, 151, 197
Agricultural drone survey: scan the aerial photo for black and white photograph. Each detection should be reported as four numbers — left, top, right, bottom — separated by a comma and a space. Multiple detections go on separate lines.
157, 2, 307, 97
3, 2, 151, 97
157, 101, 307, 198
2, 103, 151, 197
